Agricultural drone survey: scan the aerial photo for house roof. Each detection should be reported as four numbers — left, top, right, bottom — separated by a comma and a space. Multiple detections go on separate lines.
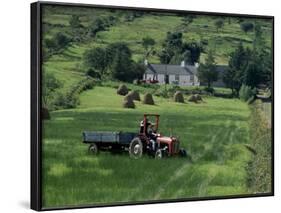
145, 64, 195, 76
145, 63, 228, 76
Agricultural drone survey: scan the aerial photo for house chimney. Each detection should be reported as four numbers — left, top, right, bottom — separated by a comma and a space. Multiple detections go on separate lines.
181, 60, 185, 67
144, 59, 148, 66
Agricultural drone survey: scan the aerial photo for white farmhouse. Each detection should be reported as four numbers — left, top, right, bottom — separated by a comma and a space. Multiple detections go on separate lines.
143, 60, 227, 87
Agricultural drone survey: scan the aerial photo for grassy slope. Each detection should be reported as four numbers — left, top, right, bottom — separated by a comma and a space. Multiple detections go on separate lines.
42, 87, 251, 207
42, 6, 272, 94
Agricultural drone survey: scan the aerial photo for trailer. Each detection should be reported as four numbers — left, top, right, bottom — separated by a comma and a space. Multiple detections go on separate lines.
82, 131, 137, 154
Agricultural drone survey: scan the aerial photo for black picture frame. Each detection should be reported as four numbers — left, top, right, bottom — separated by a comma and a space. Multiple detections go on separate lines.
31, 1, 274, 211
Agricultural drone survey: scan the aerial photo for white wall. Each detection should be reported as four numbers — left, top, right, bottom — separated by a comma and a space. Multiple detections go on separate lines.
169, 74, 175, 83
157, 74, 165, 84
0, 1, 279, 213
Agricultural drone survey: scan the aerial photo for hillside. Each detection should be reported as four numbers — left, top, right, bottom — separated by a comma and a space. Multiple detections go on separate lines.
42, 5, 272, 93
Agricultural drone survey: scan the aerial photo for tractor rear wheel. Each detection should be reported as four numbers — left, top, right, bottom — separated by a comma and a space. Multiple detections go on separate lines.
88, 143, 99, 155
129, 138, 143, 159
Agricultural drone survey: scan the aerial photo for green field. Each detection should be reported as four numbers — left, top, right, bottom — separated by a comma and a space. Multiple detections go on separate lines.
42, 86, 252, 207
40, 5, 272, 208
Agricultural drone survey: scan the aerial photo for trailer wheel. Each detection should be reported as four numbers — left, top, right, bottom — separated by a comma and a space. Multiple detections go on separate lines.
129, 138, 143, 159
155, 149, 163, 159
88, 143, 99, 155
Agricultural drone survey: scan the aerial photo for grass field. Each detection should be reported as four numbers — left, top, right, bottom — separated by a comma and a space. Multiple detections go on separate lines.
42, 86, 251, 208
40, 5, 272, 208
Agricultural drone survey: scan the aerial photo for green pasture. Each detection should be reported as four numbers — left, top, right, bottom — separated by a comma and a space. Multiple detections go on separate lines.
42, 86, 251, 208
40, 5, 272, 208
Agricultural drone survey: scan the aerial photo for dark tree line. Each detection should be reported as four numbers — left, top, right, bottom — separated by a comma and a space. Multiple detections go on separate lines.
223, 23, 272, 95
158, 31, 203, 65
83, 42, 145, 82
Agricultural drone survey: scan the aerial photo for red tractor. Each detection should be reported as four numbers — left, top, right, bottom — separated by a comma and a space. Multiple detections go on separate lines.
129, 114, 187, 158
83, 114, 187, 159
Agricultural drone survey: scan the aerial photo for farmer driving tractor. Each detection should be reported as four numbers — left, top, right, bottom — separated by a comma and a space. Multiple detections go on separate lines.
140, 118, 158, 151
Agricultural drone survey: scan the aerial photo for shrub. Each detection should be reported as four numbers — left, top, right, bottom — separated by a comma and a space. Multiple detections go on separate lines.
239, 84, 257, 102
128, 90, 141, 101
174, 91, 184, 103
52, 77, 96, 109
117, 84, 129, 96
143, 93, 154, 105
122, 95, 135, 108
133, 79, 140, 85
204, 87, 214, 94
86, 68, 101, 79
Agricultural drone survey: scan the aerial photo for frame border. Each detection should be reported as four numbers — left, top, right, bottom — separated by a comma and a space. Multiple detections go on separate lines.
31, 1, 274, 211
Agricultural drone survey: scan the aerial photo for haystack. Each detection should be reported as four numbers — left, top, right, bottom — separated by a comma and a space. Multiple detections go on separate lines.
123, 95, 135, 108
42, 107, 50, 120
128, 90, 141, 101
117, 84, 128, 96
188, 94, 203, 103
174, 91, 184, 103
143, 93, 154, 105
188, 95, 198, 102
194, 94, 203, 101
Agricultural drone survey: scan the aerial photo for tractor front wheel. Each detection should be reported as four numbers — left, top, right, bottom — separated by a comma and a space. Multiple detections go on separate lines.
129, 138, 143, 159
179, 148, 187, 157
155, 149, 163, 159
88, 143, 99, 155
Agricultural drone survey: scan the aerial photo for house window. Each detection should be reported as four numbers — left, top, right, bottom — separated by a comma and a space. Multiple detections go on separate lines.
175, 75, 179, 81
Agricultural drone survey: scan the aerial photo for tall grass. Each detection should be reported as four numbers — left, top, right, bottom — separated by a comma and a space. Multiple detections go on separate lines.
247, 100, 272, 193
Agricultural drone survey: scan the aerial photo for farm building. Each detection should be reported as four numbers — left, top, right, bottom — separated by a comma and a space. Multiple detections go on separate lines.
143, 60, 227, 87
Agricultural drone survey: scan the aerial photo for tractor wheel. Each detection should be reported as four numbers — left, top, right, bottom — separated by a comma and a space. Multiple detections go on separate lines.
155, 149, 163, 159
129, 138, 143, 159
88, 143, 99, 155
179, 148, 187, 157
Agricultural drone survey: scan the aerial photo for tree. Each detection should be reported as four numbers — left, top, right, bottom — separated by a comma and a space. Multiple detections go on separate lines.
182, 42, 202, 65
110, 50, 133, 82
240, 22, 254, 34
88, 18, 105, 37
142, 37, 156, 58
69, 14, 81, 28
159, 32, 202, 65
198, 50, 218, 88
223, 43, 249, 95
132, 62, 146, 80
53, 32, 70, 50
158, 48, 174, 64
243, 60, 262, 88
214, 19, 224, 32
83, 47, 108, 77
164, 31, 183, 51
106, 42, 132, 63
